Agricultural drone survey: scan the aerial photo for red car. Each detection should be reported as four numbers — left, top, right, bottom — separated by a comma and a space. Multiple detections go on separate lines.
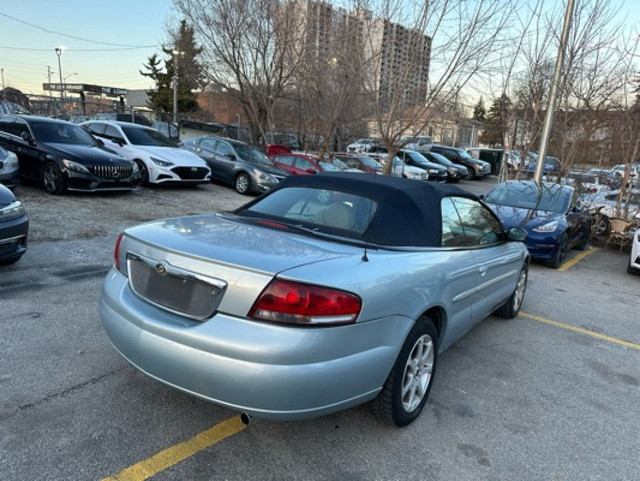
270, 153, 343, 175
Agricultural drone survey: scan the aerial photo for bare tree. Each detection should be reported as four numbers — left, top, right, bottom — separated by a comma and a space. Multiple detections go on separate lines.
173, 0, 303, 144
349, 0, 518, 173
508, 0, 634, 174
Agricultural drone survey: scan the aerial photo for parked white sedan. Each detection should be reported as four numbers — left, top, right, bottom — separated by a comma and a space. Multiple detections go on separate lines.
82, 121, 211, 185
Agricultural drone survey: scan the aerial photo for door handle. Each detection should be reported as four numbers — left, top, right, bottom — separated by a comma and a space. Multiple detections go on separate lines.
478, 266, 487, 276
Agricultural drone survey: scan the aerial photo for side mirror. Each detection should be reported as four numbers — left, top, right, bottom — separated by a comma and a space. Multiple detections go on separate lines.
21, 131, 36, 145
507, 227, 527, 242
224, 153, 236, 160
95, 137, 105, 146
306, 168, 317, 174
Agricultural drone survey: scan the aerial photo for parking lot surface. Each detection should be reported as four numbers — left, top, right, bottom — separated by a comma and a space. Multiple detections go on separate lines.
1, 178, 638, 481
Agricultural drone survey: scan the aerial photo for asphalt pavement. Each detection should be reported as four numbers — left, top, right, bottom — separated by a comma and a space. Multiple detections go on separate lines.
1, 177, 638, 481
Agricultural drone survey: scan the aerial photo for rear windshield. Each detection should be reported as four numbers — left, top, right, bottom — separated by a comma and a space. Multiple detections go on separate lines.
485, 183, 570, 213
238, 187, 378, 237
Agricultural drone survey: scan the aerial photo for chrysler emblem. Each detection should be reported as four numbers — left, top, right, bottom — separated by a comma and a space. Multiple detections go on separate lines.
155, 262, 168, 275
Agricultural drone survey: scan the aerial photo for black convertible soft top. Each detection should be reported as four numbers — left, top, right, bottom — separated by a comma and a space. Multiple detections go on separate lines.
245, 172, 479, 247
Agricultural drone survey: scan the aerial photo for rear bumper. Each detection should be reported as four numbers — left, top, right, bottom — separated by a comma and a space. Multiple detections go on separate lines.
99, 268, 412, 420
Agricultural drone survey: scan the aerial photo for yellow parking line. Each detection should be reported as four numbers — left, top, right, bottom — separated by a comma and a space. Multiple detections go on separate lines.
520, 312, 640, 350
559, 247, 597, 271
102, 415, 246, 481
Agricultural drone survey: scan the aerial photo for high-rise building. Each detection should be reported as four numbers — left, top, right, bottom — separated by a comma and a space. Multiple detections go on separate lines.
291, 0, 431, 107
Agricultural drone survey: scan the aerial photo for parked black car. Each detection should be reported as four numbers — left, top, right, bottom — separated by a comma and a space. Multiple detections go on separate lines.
422, 151, 469, 182
0, 116, 141, 194
394, 149, 448, 182
0, 183, 28, 265
183, 136, 289, 194
430, 145, 491, 179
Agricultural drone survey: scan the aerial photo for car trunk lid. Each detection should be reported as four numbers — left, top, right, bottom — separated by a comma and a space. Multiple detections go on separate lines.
120, 214, 357, 319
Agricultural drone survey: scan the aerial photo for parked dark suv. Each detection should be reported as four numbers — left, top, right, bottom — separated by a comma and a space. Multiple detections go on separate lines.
430, 145, 491, 179
0, 116, 141, 194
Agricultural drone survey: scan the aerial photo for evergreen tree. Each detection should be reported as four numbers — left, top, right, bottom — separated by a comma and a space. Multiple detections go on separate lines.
479, 94, 511, 147
473, 97, 487, 122
140, 20, 203, 117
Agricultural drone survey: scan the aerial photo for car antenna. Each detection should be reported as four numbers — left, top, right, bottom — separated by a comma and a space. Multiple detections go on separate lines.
361, 164, 380, 263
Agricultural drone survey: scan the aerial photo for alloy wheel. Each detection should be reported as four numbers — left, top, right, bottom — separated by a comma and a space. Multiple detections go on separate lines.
401, 334, 434, 413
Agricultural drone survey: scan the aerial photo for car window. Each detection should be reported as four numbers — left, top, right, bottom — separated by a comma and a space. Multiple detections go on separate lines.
120, 126, 175, 147
104, 125, 124, 142
0, 117, 15, 135
318, 161, 340, 172
343, 158, 358, 168
294, 157, 315, 171
85, 123, 106, 135
442, 197, 502, 247
31, 121, 98, 146
441, 198, 466, 246
11, 119, 30, 138
0, 118, 28, 138
215, 141, 234, 157
277, 155, 296, 167
486, 183, 571, 213
199, 138, 218, 150
234, 142, 274, 166
240, 187, 378, 236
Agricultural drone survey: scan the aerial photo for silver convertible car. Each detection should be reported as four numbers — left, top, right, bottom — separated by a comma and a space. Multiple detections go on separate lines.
99, 173, 529, 427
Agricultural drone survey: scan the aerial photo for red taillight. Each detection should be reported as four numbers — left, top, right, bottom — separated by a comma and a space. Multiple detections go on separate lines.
114, 233, 124, 271
249, 279, 361, 326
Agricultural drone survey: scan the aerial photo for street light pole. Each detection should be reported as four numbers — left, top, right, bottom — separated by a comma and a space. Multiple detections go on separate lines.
172, 50, 184, 124
55, 47, 64, 103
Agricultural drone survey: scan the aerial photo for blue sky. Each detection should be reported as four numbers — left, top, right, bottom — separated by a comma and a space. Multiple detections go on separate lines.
0, 0, 173, 95
1, 0, 639, 98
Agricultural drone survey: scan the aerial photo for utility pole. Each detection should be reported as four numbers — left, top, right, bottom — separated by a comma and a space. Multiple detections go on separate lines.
534, 0, 575, 184
1, 69, 4, 89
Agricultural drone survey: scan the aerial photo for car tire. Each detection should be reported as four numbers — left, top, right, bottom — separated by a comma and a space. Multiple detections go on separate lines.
235, 172, 251, 195
549, 238, 568, 269
370, 316, 438, 427
495, 266, 528, 318
42, 161, 66, 195
134, 160, 149, 185
628, 259, 639, 275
